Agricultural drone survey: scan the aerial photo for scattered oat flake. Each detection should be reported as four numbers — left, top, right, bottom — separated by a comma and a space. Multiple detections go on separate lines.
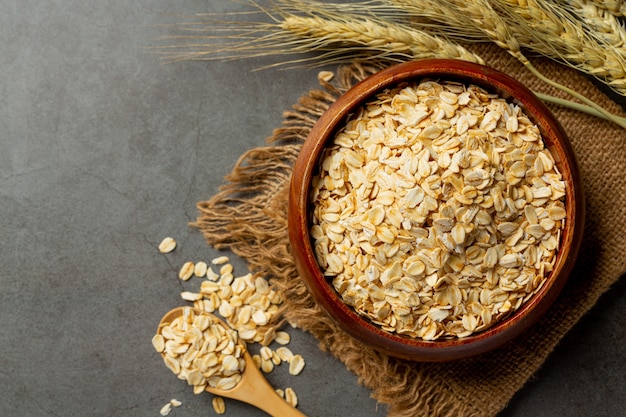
261, 357, 274, 373
178, 262, 194, 281
212, 396, 226, 415
274, 331, 290, 345
318, 70, 334, 83
180, 291, 203, 301
206, 267, 219, 281
276, 346, 294, 363
220, 263, 234, 276
211, 256, 230, 265
289, 355, 305, 376
194, 261, 208, 278
285, 387, 298, 408
158, 237, 177, 253
252, 310, 269, 326
259, 346, 273, 361
159, 402, 172, 416
151, 334, 165, 353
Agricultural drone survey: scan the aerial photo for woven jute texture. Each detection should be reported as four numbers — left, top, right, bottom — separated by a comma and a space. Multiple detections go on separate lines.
192, 44, 626, 416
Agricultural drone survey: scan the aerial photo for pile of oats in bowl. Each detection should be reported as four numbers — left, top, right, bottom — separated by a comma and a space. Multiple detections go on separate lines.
310, 79, 567, 341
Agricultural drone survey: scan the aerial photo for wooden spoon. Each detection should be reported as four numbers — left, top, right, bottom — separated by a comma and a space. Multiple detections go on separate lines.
157, 307, 307, 417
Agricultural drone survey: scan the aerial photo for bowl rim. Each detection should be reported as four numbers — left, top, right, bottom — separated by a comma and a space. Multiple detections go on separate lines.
288, 59, 585, 361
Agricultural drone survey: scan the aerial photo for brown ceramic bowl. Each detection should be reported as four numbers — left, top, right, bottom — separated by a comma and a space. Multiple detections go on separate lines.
288, 59, 584, 361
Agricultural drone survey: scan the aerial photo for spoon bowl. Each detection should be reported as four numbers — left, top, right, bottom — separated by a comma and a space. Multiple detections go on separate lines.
157, 307, 306, 417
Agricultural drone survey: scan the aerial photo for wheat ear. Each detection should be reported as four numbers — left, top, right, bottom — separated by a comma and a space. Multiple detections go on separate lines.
495, 0, 626, 95
152, 1, 484, 67
278, 14, 485, 66
562, 0, 626, 56
397, 0, 626, 95
589, 0, 626, 16
387, 0, 486, 40
444, 0, 626, 128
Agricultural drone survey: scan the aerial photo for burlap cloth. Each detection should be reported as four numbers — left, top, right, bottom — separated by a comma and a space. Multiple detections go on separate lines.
191, 44, 626, 416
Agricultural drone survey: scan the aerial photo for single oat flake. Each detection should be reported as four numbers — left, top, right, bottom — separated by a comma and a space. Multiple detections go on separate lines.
212, 396, 226, 414
158, 237, 177, 253
178, 261, 194, 281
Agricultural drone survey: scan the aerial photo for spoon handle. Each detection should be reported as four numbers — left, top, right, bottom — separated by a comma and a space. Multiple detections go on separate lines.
234, 377, 307, 417
240, 385, 306, 417
223, 351, 307, 417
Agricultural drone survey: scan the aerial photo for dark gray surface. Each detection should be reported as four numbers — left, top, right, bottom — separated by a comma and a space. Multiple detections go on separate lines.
0, 1, 624, 416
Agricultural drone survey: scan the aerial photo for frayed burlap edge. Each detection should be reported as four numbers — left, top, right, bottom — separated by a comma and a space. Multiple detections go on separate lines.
191, 44, 626, 417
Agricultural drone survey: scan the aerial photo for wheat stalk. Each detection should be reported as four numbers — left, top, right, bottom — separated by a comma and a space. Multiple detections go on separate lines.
152, 0, 484, 67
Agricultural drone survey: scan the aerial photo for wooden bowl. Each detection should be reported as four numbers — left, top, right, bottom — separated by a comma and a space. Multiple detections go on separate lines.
288, 59, 584, 361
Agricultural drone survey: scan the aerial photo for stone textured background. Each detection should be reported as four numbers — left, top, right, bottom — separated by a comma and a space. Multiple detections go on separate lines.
0, 1, 623, 416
